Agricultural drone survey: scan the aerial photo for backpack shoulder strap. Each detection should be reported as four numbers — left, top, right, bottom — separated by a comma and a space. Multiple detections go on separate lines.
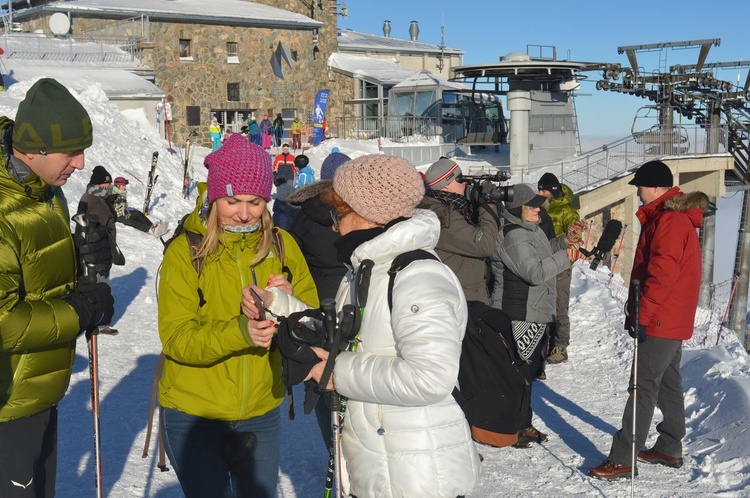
272, 226, 293, 284
387, 249, 439, 310
502, 223, 522, 236
184, 230, 204, 276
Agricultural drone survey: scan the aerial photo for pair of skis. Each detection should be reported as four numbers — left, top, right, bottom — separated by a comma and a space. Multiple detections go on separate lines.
142, 152, 159, 216
182, 140, 195, 199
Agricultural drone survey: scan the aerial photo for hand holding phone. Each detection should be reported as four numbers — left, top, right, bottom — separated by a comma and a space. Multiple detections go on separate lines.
248, 287, 266, 321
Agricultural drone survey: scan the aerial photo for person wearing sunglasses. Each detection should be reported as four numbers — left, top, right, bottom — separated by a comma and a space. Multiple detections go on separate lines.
243, 154, 480, 498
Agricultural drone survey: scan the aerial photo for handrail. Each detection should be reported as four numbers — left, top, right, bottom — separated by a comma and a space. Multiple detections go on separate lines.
513, 124, 730, 192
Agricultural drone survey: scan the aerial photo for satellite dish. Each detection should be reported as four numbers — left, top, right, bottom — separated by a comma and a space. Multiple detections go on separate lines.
49, 13, 70, 36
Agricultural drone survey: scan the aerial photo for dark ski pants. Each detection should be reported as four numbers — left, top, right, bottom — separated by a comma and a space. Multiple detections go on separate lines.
550, 266, 573, 349
0, 407, 57, 498
117, 210, 153, 233
608, 336, 686, 465
520, 329, 548, 429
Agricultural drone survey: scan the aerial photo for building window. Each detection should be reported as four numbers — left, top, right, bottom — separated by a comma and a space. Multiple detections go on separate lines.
227, 83, 240, 102
186, 106, 201, 126
179, 39, 192, 59
227, 41, 239, 63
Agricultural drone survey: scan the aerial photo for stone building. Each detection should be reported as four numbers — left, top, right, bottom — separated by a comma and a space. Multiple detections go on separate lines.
11, 0, 341, 148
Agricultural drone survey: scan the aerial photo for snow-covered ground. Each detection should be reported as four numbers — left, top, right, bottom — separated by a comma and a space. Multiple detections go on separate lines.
1, 81, 749, 497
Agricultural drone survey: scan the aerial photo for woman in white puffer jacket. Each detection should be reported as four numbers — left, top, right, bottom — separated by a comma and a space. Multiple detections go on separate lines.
243, 154, 480, 498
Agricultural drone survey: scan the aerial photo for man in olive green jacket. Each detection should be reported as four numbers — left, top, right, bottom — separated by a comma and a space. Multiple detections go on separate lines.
537, 173, 580, 364
0, 78, 114, 497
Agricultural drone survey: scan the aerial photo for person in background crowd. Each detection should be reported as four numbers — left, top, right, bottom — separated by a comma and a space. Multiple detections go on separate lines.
158, 134, 318, 497
111, 176, 168, 237
209, 116, 222, 151
418, 157, 499, 303
272, 143, 295, 173
272, 144, 297, 230
589, 161, 708, 480
245, 154, 480, 498
75, 165, 126, 281
248, 114, 261, 146
290, 116, 302, 151
537, 172, 581, 365
260, 114, 273, 150
286, 150, 351, 447
293, 154, 314, 189
0, 77, 114, 497
490, 184, 585, 448
273, 113, 284, 148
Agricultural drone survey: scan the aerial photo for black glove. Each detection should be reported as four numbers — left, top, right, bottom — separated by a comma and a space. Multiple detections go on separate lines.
75, 225, 112, 274
628, 323, 647, 343
58, 282, 115, 336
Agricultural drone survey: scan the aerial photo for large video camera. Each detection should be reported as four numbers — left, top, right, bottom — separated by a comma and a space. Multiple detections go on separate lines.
461, 171, 514, 204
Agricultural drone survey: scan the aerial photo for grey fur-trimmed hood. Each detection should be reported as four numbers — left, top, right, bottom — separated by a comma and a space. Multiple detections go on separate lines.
285, 179, 332, 206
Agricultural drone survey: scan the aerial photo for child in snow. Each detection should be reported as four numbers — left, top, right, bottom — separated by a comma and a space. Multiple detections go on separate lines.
112, 176, 168, 237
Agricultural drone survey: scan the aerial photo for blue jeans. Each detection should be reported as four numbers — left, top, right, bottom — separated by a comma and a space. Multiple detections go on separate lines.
161, 406, 280, 498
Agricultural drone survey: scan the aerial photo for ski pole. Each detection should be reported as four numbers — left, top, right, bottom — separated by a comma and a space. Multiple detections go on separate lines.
630, 279, 641, 496
72, 213, 105, 498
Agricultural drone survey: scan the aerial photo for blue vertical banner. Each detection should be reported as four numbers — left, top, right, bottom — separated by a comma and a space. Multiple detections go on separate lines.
311, 89, 330, 146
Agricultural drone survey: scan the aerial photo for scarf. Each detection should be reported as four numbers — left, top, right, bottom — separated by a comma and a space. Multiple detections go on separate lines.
426, 189, 475, 225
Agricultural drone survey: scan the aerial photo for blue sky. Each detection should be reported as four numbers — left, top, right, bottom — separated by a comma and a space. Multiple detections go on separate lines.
338, 0, 749, 143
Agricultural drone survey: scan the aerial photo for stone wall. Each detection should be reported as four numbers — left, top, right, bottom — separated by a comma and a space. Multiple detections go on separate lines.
33, 0, 340, 148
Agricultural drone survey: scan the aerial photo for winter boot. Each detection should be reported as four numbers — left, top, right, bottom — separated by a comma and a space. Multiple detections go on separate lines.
512, 425, 549, 448
547, 346, 568, 364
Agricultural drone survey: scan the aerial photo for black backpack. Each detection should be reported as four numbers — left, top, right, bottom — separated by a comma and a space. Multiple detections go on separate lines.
388, 250, 529, 447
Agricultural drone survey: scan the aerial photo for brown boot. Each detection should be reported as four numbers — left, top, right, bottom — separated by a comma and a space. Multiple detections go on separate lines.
638, 448, 684, 468
589, 459, 637, 480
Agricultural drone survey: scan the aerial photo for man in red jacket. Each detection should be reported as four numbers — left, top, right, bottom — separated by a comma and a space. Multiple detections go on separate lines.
589, 160, 708, 480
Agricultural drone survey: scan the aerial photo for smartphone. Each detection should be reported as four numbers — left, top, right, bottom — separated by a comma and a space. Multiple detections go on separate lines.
249, 288, 266, 321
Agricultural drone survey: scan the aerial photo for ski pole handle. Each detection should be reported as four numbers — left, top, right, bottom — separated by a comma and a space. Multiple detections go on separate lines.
321, 298, 337, 350
631, 280, 641, 306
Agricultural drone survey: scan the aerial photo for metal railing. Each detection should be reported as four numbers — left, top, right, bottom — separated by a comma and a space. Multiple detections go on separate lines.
333, 116, 438, 143
513, 124, 730, 192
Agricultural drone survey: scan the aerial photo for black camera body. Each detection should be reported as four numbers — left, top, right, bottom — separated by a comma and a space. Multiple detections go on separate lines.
462, 171, 514, 204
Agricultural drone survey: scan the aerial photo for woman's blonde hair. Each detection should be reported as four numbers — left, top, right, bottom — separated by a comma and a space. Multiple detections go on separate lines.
193, 204, 274, 267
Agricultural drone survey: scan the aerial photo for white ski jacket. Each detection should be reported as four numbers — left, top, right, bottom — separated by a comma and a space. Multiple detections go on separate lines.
269, 209, 480, 498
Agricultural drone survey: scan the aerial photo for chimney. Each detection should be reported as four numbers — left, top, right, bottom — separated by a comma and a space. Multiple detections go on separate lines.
383, 20, 391, 38
409, 20, 419, 42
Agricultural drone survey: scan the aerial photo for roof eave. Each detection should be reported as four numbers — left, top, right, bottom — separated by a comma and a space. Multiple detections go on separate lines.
12, 5, 324, 30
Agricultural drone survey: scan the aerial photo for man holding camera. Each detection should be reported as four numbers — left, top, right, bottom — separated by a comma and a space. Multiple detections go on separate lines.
0, 78, 114, 496
418, 158, 499, 303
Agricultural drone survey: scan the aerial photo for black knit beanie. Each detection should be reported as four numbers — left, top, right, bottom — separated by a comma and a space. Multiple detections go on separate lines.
89, 165, 112, 185
12, 78, 93, 154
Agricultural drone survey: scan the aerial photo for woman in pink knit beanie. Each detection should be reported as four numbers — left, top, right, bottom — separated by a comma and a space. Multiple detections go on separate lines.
157, 133, 319, 497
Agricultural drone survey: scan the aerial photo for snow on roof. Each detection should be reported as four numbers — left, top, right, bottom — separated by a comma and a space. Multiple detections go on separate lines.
391, 68, 468, 91
338, 29, 464, 56
14, 0, 323, 29
1, 33, 145, 69
0, 34, 163, 99
2, 63, 165, 99
328, 52, 416, 86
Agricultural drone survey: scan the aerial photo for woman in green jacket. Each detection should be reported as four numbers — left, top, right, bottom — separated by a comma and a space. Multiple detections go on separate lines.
158, 134, 318, 498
